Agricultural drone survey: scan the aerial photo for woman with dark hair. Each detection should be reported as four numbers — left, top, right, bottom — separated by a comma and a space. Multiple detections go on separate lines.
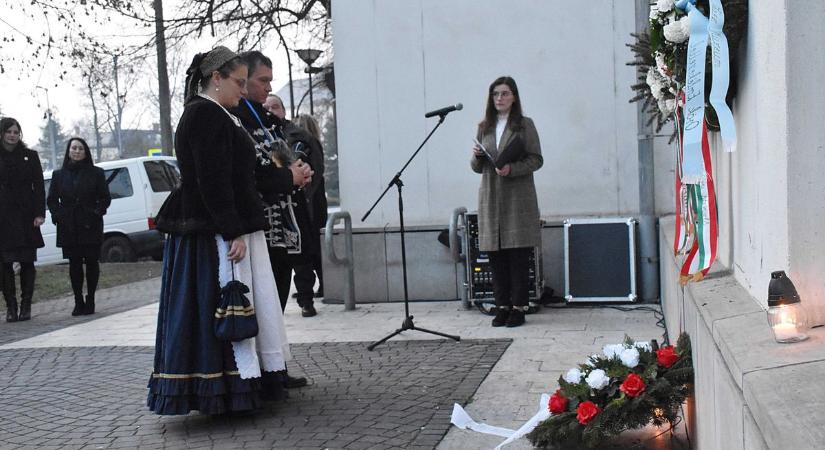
147, 46, 290, 415
471, 76, 543, 328
0, 117, 45, 322
47, 137, 111, 316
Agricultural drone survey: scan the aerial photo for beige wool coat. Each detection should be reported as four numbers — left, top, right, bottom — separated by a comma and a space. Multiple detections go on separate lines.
471, 116, 543, 252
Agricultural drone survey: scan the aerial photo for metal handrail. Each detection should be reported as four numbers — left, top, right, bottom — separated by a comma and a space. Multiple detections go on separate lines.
324, 211, 355, 310
450, 207, 471, 309
449, 206, 467, 263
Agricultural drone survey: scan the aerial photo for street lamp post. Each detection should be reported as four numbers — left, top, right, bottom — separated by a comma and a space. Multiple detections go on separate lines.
295, 48, 323, 116
35, 86, 58, 170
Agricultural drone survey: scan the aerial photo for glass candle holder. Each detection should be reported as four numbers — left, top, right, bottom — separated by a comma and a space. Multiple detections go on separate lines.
767, 271, 809, 344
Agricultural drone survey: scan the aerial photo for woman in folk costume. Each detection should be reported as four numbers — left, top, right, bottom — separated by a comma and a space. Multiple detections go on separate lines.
147, 46, 290, 415
471, 76, 543, 328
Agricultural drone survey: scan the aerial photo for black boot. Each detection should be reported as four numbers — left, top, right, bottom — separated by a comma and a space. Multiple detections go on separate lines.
84, 295, 95, 315
18, 264, 35, 321
506, 308, 526, 328
3, 267, 18, 323
72, 294, 85, 316
491, 307, 510, 327
4, 298, 18, 323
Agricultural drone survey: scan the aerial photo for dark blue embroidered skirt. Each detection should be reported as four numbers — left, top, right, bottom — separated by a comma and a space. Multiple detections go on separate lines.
147, 233, 282, 415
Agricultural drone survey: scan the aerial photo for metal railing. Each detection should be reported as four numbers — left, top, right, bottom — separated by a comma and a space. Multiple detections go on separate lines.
449, 207, 470, 309
324, 211, 355, 310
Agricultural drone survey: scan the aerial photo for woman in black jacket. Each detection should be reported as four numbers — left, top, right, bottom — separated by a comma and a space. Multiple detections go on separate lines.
47, 138, 111, 316
0, 117, 45, 323
147, 46, 290, 416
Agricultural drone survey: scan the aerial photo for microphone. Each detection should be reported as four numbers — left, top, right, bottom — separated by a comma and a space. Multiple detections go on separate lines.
424, 103, 463, 118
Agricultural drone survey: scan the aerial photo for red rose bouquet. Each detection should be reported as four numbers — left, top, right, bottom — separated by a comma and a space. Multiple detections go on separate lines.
527, 332, 693, 449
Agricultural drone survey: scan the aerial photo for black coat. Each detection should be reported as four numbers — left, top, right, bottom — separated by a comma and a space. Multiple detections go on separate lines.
0, 146, 45, 251
156, 96, 267, 241
47, 164, 111, 248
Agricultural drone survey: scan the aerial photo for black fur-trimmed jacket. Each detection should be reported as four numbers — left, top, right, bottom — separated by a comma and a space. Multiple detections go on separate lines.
156, 96, 266, 241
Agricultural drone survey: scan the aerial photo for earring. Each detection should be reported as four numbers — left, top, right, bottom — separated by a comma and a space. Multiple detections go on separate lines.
215, 85, 220, 92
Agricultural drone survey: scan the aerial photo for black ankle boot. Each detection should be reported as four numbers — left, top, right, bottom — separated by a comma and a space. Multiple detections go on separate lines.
18, 298, 31, 321
5, 299, 18, 323
3, 269, 19, 322
72, 294, 85, 316
492, 307, 511, 327
18, 265, 34, 321
506, 309, 526, 328
84, 295, 95, 315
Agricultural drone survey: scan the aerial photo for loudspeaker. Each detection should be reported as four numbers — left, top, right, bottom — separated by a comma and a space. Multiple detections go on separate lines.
564, 218, 637, 303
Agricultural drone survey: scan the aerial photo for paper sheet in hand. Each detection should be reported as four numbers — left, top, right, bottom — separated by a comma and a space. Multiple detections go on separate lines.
473, 138, 497, 166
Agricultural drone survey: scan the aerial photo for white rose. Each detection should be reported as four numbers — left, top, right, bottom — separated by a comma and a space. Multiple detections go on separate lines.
663, 15, 690, 43
603, 344, 625, 359
586, 369, 610, 390
655, 53, 670, 78
656, 0, 674, 13
634, 341, 653, 352
649, 5, 660, 21
658, 98, 676, 115
620, 347, 641, 368
564, 368, 583, 384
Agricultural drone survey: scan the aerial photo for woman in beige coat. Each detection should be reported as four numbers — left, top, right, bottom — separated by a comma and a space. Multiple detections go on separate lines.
471, 76, 543, 327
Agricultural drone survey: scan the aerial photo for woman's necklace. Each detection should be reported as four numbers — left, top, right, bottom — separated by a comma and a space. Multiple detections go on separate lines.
198, 93, 242, 128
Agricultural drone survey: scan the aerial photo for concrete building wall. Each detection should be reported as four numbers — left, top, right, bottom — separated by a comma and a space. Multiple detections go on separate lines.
727, 1, 790, 306
785, 1, 825, 326
332, 0, 650, 228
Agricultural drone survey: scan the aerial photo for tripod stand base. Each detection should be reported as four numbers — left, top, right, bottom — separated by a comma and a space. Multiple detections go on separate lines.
367, 315, 461, 351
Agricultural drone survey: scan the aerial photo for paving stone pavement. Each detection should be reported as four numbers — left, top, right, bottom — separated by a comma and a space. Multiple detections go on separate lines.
0, 278, 161, 346
0, 276, 683, 449
0, 340, 509, 449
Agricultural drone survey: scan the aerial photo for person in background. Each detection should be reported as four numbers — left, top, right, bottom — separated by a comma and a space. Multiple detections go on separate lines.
47, 137, 111, 316
293, 114, 328, 298
264, 94, 287, 120
147, 46, 290, 415
471, 76, 543, 328
0, 117, 45, 323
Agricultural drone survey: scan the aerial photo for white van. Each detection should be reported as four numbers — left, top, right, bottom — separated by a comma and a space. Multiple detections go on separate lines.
38, 156, 180, 265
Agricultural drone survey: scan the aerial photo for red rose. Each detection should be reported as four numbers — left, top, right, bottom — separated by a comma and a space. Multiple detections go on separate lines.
619, 373, 646, 397
548, 389, 568, 414
576, 401, 601, 425
656, 345, 679, 368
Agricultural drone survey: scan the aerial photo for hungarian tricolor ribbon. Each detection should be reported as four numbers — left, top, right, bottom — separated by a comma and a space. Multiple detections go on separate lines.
676, 0, 737, 183
674, 101, 718, 284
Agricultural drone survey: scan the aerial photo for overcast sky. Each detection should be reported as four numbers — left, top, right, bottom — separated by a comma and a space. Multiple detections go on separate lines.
0, 1, 327, 148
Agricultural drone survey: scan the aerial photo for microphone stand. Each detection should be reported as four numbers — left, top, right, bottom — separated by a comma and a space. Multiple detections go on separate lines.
362, 113, 461, 351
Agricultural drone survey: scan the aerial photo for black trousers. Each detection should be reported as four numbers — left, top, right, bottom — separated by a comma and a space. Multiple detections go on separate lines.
267, 246, 293, 312
1, 263, 35, 300
488, 247, 532, 308
68, 255, 100, 297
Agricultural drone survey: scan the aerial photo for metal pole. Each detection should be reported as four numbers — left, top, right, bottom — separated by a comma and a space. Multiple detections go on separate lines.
635, 0, 659, 302
284, 46, 296, 119
308, 69, 314, 116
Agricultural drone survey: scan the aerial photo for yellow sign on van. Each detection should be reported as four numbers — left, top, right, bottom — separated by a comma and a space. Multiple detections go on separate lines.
148, 149, 162, 157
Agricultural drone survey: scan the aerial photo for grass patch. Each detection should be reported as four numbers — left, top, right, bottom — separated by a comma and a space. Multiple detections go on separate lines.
1, 261, 162, 309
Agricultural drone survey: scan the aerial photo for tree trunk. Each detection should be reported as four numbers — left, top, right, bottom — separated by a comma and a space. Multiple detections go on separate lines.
154, 0, 174, 156
87, 77, 103, 161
